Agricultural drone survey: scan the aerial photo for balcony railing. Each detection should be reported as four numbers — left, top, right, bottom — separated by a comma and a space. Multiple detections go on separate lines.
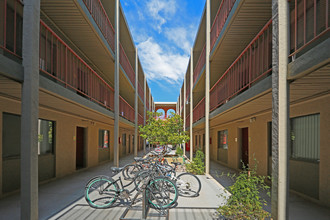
39, 20, 114, 110
193, 97, 205, 123
120, 43, 135, 87
146, 98, 149, 111
82, 0, 115, 52
138, 113, 143, 125
138, 82, 144, 100
186, 76, 190, 100
210, 19, 272, 111
0, 0, 23, 59
210, 0, 237, 51
119, 96, 135, 123
186, 113, 190, 128
289, 0, 329, 57
193, 44, 206, 85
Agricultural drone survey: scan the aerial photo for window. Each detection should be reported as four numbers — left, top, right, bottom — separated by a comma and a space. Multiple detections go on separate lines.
98, 129, 109, 148
218, 130, 228, 149
291, 114, 320, 161
38, 119, 55, 155
2, 112, 21, 158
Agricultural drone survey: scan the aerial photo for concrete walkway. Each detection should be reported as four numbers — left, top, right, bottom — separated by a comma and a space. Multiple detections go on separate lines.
0, 149, 329, 219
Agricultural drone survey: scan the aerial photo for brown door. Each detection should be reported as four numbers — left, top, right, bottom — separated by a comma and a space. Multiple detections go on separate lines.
76, 127, 85, 169
242, 127, 249, 168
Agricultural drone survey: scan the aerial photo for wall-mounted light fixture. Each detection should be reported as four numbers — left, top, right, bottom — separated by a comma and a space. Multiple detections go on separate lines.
250, 117, 256, 123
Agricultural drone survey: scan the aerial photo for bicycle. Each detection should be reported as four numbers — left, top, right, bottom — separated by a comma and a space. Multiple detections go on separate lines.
85, 167, 178, 210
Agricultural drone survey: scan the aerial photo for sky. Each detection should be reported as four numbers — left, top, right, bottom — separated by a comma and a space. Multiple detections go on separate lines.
121, 0, 205, 102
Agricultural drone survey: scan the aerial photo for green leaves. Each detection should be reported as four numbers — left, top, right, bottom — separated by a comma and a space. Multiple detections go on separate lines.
217, 159, 271, 219
139, 111, 190, 146
185, 149, 205, 175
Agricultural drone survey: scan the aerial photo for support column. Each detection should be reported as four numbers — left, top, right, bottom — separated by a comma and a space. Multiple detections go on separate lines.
205, 0, 211, 174
114, 0, 120, 167
271, 0, 290, 219
143, 76, 146, 153
183, 74, 186, 155
134, 48, 138, 157
21, 0, 40, 219
148, 89, 151, 150
190, 48, 194, 161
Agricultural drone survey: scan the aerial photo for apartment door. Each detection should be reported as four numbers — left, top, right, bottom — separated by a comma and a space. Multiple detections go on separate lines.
76, 127, 86, 170
241, 127, 249, 168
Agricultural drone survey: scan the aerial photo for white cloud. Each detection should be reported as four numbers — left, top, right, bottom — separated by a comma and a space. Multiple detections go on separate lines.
138, 37, 188, 84
146, 0, 177, 31
164, 26, 196, 54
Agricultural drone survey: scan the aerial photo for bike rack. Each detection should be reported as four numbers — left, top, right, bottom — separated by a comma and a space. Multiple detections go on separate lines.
119, 183, 169, 220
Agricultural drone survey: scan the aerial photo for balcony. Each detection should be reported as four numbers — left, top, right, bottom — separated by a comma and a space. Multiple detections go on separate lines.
120, 43, 135, 88
119, 96, 135, 123
289, 0, 329, 58
138, 113, 143, 125
210, 0, 237, 51
193, 44, 206, 86
82, 0, 115, 52
186, 113, 190, 128
138, 82, 144, 100
39, 20, 115, 111
0, 0, 23, 60
210, 20, 272, 111
193, 97, 205, 123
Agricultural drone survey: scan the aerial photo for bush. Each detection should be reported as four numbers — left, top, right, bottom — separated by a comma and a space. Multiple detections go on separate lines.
217, 161, 270, 220
185, 149, 205, 175
175, 146, 183, 156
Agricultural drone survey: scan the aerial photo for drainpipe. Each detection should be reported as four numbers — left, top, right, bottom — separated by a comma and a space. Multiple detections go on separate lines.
134, 48, 138, 157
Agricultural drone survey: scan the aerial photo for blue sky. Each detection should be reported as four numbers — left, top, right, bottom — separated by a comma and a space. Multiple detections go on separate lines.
121, 0, 205, 102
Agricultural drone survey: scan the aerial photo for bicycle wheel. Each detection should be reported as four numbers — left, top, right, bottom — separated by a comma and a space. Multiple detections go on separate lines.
146, 177, 178, 209
133, 170, 151, 192
122, 164, 142, 180
85, 176, 118, 209
176, 173, 201, 197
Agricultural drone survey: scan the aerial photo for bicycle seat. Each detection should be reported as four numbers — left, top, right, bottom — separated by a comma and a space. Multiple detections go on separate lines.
111, 167, 123, 173
171, 162, 182, 166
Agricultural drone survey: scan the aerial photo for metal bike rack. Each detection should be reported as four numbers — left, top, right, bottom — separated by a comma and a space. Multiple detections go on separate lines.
119, 183, 169, 220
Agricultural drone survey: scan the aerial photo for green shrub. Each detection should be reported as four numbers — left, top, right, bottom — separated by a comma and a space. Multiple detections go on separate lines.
175, 146, 183, 156
217, 161, 270, 220
185, 149, 205, 175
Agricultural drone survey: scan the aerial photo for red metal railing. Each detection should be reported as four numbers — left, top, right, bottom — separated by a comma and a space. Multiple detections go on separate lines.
138, 113, 143, 125
119, 96, 135, 122
146, 97, 149, 110
82, 0, 115, 52
39, 20, 115, 110
193, 98, 205, 123
186, 74, 190, 100
193, 44, 206, 85
138, 82, 144, 99
186, 113, 190, 128
210, 20, 272, 111
119, 43, 135, 87
0, 0, 23, 58
289, 0, 329, 57
210, 0, 237, 51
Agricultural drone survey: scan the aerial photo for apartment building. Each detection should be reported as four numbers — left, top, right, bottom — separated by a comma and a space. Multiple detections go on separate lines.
179, 0, 329, 210
0, 0, 153, 198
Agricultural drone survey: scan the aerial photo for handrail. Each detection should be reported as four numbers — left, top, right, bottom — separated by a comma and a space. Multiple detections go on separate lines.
39, 20, 115, 110
193, 44, 206, 85
289, 0, 329, 57
193, 97, 205, 123
210, 19, 272, 111
0, 0, 24, 59
119, 43, 136, 87
119, 96, 135, 122
138, 82, 144, 99
210, 0, 237, 50
82, 0, 115, 51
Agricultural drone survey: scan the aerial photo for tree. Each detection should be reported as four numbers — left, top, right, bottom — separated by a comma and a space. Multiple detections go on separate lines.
139, 111, 189, 146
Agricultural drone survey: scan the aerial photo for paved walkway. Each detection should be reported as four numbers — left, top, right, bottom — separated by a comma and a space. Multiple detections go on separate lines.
0, 149, 329, 219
